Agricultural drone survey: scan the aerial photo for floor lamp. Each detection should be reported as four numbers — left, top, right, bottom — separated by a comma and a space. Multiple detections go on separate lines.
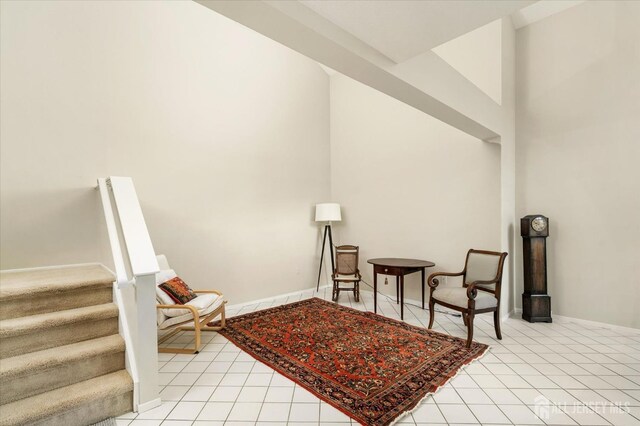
316, 203, 341, 291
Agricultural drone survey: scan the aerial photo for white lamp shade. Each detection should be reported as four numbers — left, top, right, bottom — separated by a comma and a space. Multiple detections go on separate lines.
315, 203, 341, 222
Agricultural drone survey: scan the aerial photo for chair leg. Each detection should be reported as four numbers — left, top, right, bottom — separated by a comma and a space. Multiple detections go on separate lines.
493, 309, 502, 340
332, 281, 338, 301
462, 312, 468, 326
428, 299, 435, 329
466, 313, 474, 348
193, 320, 202, 353
355, 281, 360, 302
220, 306, 226, 329
202, 306, 226, 331
158, 328, 188, 354
160, 304, 226, 355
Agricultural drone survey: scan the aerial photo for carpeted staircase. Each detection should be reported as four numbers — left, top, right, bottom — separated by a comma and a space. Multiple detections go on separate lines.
0, 264, 133, 426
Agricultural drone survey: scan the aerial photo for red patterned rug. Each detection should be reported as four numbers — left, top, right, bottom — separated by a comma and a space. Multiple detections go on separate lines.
216, 298, 488, 425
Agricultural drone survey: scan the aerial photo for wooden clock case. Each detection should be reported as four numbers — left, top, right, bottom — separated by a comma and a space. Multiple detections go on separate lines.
521, 215, 552, 323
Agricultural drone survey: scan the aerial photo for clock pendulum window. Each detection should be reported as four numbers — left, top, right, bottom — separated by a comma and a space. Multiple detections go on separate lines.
521, 215, 552, 323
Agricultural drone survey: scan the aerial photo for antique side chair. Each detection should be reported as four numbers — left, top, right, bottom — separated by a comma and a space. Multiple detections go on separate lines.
427, 249, 508, 348
332, 245, 361, 302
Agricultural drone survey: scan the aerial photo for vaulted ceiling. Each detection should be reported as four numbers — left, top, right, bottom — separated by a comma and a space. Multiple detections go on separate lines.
299, 0, 532, 63
195, 0, 582, 141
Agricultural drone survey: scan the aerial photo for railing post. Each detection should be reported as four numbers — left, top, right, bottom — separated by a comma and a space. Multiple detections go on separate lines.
99, 176, 161, 413
134, 273, 161, 411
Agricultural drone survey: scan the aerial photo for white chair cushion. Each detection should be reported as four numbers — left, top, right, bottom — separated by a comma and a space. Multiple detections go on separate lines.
156, 308, 166, 326
334, 274, 359, 281
164, 293, 222, 318
156, 254, 171, 271
158, 294, 225, 329
432, 287, 497, 310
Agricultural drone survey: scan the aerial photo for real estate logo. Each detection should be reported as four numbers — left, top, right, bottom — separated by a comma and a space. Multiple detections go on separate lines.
533, 393, 631, 421
534, 395, 551, 420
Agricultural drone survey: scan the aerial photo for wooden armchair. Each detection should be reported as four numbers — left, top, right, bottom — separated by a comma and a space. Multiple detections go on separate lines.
332, 245, 361, 302
156, 255, 226, 354
427, 249, 507, 348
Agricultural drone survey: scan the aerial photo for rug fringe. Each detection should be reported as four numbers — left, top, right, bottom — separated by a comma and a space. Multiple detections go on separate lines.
388, 344, 492, 426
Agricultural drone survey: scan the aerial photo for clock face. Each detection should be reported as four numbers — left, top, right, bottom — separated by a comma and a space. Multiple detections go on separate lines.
531, 216, 547, 232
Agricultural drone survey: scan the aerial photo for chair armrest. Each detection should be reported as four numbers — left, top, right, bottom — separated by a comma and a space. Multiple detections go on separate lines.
469, 279, 497, 286
427, 271, 464, 288
157, 304, 200, 321
465, 279, 496, 299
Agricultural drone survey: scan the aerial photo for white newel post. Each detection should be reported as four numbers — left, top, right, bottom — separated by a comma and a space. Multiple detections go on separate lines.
135, 273, 161, 411
104, 176, 162, 412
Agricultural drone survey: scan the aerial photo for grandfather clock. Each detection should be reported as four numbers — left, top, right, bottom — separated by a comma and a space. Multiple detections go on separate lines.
521, 215, 552, 323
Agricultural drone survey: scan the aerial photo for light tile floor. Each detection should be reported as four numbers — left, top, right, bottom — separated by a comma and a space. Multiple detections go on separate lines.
118, 287, 640, 426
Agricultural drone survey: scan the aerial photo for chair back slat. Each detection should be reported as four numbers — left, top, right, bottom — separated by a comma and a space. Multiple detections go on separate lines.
335, 245, 359, 276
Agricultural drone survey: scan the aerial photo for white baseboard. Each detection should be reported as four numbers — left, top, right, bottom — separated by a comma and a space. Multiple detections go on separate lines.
227, 286, 434, 316
551, 313, 639, 333
510, 307, 639, 333
359, 292, 637, 333
226, 285, 330, 311
137, 397, 162, 413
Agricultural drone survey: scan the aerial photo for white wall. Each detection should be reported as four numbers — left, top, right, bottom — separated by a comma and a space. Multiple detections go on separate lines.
516, 1, 640, 328
7, 0, 633, 329
391, 18, 518, 319
0, 1, 330, 304
330, 75, 502, 306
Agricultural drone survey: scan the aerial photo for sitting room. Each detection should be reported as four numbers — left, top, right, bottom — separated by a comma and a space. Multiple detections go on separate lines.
0, 1, 638, 425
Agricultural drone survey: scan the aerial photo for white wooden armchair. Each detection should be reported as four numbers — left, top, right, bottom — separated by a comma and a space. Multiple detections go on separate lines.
155, 255, 226, 354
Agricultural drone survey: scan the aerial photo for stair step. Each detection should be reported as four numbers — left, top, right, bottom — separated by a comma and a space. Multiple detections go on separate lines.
0, 334, 125, 405
0, 370, 133, 426
0, 264, 115, 320
0, 303, 119, 359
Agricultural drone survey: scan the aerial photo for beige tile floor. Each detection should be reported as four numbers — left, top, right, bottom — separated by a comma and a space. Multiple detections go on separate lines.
117, 287, 640, 425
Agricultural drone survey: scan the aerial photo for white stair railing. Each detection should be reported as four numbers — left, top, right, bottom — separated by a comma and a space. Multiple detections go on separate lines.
97, 177, 161, 413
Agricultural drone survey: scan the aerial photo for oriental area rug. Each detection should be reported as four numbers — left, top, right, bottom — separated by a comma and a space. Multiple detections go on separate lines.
216, 297, 488, 426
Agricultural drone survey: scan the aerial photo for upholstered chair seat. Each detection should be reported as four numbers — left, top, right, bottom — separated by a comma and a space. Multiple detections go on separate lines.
432, 287, 498, 310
